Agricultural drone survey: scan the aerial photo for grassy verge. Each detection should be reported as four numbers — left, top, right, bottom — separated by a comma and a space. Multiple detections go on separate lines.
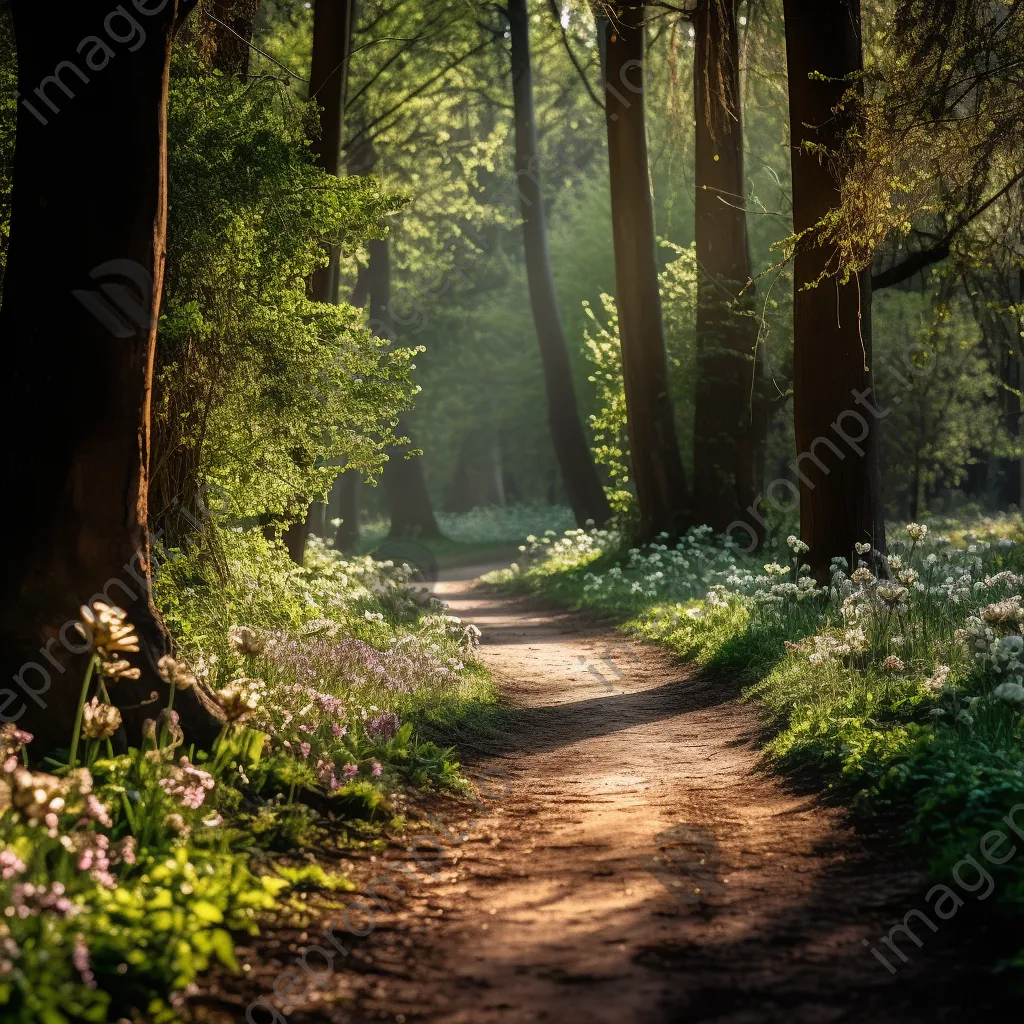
486, 519, 1024, 972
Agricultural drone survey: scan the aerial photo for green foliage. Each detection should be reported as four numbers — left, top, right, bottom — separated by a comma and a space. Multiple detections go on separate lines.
155, 47, 416, 537
582, 242, 699, 518
874, 290, 1005, 518
0, 702, 286, 1024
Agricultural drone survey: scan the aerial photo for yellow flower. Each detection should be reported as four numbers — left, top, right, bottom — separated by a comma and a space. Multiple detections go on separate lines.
214, 678, 264, 722
99, 658, 141, 683
75, 602, 140, 657
81, 698, 122, 740
157, 655, 197, 692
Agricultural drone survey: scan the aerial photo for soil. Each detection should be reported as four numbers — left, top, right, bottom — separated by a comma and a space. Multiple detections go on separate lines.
195, 567, 1018, 1024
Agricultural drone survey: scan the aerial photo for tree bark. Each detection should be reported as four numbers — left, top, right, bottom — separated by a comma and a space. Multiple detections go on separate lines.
507, 0, 611, 529
204, 0, 260, 75
0, 0, 223, 751
783, 0, 886, 579
603, 4, 691, 541
309, 0, 354, 306
692, 0, 766, 539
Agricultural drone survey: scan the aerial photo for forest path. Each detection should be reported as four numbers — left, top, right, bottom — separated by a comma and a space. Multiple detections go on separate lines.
332, 567, 990, 1024
217, 568, 1002, 1024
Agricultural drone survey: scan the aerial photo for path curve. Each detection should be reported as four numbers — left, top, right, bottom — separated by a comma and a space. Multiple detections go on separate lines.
213, 567, 1008, 1024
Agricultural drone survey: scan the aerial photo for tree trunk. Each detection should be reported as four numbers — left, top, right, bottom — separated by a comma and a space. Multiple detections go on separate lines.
692, 0, 765, 538
783, 0, 885, 579
507, 0, 611, 529
333, 472, 362, 551
362, 237, 443, 540
309, 0, 354, 307
603, 4, 691, 542
284, 0, 356, 564
204, 0, 260, 74
0, 1, 223, 752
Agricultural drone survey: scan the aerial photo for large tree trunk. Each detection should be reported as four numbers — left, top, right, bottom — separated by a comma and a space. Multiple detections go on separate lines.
692, 0, 766, 539
507, 0, 611, 529
784, 0, 885, 579
603, 4, 691, 541
0, 1, 223, 751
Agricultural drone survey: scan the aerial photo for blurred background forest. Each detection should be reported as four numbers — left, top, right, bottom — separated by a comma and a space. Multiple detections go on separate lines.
3, 0, 1016, 557
234, 0, 1024, 534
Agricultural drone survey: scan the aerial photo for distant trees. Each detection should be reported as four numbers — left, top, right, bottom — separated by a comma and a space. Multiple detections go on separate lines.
506, 0, 611, 529
783, 0, 885, 578
285, 0, 356, 563
603, 2, 692, 541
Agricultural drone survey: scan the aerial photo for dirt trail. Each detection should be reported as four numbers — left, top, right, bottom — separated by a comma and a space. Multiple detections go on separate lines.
215, 568, 1006, 1024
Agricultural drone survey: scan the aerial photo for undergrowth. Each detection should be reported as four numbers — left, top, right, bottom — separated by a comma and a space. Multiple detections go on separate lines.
489, 515, 1024, 969
0, 524, 495, 1022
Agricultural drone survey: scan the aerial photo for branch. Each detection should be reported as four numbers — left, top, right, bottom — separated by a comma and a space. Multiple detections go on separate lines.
872, 167, 1024, 290
346, 36, 497, 148
545, 0, 604, 111
871, 240, 951, 290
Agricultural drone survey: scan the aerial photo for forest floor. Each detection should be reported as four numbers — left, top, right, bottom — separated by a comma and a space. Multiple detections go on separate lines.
200, 566, 1015, 1024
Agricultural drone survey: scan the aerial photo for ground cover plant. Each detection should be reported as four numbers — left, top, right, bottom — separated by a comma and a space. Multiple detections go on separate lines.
490, 516, 1024, 967
0, 525, 492, 1022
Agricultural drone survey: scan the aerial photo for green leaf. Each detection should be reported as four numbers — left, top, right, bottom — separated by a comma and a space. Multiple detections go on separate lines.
191, 900, 225, 924
150, 910, 175, 931
211, 928, 241, 971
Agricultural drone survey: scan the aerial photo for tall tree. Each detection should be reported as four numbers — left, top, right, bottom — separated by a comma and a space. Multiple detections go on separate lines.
310, 0, 355, 306
285, 0, 356, 563
365, 237, 444, 540
603, 3, 691, 541
692, 0, 766, 539
506, 0, 611, 528
783, 0, 885, 578
0, 0, 222, 749
203, 0, 260, 74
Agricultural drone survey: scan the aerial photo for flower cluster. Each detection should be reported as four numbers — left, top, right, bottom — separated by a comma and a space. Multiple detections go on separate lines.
157, 757, 216, 810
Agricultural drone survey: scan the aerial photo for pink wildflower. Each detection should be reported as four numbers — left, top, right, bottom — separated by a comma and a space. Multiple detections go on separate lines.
0, 850, 25, 879
72, 935, 96, 988
84, 794, 113, 828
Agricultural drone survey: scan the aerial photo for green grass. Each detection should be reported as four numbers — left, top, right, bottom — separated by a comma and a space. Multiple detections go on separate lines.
494, 520, 1024, 972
